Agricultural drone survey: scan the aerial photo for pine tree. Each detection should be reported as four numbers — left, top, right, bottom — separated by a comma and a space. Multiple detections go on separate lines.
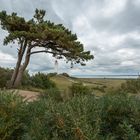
0, 9, 94, 88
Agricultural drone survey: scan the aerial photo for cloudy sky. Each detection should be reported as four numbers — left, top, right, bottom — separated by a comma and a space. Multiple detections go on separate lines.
0, 0, 140, 76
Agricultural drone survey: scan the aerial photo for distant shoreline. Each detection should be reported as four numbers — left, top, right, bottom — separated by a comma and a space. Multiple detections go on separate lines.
72, 75, 139, 79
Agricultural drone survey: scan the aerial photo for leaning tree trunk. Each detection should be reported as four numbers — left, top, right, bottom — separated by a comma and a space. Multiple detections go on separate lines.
7, 40, 27, 88
13, 47, 31, 88
13, 65, 24, 87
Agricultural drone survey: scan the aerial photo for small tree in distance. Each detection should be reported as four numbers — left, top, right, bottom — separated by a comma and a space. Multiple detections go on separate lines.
0, 9, 94, 88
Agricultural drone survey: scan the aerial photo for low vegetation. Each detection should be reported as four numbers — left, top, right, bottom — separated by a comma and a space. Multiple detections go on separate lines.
0, 89, 140, 140
1, 67, 140, 139
30, 72, 56, 89
121, 79, 140, 94
0, 67, 13, 88
0, 67, 56, 90
69, 82, 92, 97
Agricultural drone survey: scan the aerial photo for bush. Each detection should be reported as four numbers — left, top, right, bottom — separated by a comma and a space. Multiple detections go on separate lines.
21, 70, 31, 86
92, 85, 106, 92
30, 72, 56, 89
121, 79, 140, 94
0, 67, 56, 90
0, 67, 13, 88
40, 88, 63, 102
24, 94, 99, 140
0, 90, 27, 140
1, 90, 140, 140
99, 94, 140, 139
61, 73, 70, 77
69, 83, 92, 97
47, 72, 57, 77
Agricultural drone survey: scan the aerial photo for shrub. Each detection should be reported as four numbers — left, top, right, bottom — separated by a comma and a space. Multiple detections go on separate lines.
0, 67, 56, 90
61, 73, 70, 77
25, 94, 99, 140
69, 83, 92, 97
0, 67, 13, 88
121, 79, 140, 94
92, 85, 106, 92
1, 90, 140, 140
0, 90, 27, 140
47, 72, 57, 77
99, 94, 140, 139
21, 70, 31, 86
40, 88, 63, 102
30, 72, 56, 89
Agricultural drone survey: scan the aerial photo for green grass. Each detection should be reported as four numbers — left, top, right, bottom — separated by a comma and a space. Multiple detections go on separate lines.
51, 75, 74, 90
50, 75, 127, 96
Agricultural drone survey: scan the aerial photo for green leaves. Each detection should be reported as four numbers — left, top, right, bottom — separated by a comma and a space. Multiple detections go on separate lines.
34, 9, 46, 23
0, 9, 93, 66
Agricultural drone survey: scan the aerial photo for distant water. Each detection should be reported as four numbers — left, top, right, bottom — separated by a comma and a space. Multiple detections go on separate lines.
72, 75, 139, 79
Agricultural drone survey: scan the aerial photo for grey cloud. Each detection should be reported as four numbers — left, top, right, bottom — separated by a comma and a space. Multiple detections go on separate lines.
120, 37, 140, 49
92, 0, 140, 34
0, 0, 62, 22
0, 0, 140, 75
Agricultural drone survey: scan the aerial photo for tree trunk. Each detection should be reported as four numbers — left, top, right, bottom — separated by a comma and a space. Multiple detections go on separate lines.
13, 66, 24, 87
7, 40, 27, 88
13, 47, 31, 88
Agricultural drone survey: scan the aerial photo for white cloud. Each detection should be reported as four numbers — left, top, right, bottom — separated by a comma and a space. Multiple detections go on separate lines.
102, 0, 127, 17
0, 51, 16, 67
0, 51, 15, 62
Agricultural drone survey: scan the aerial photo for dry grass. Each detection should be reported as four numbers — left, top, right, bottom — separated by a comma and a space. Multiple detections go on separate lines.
7, 76, 127, 101
50, 75, 127, 96
78, 78, 126, 88
51, 75, 74, 90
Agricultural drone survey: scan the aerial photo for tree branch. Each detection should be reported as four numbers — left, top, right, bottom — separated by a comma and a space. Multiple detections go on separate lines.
29, 49, 68, 56
29, 50, 56, 55
30, 40, 56, 48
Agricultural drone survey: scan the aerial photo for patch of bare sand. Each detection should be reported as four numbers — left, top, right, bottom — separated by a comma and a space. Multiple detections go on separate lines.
16, 90, 40, 102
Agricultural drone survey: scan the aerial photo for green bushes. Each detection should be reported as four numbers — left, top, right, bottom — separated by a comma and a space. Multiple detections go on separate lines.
1, 89, 140, 140
0, 67, 13, 88
69, 83, 92, 96
21, 70, 31, 86
0, 90, 27, 140
0, 67, 56, 89
30, 72, 56, 89
121, 79, 140, 94
40, 87, 63, 102
99, 94, 140, 139
92, 85, 106, 92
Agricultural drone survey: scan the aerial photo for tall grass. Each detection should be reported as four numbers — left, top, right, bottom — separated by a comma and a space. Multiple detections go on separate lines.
121, 79, 140, 94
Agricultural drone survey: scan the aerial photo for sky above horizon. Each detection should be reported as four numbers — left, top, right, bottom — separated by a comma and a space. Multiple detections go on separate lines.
0, 0, 140, 75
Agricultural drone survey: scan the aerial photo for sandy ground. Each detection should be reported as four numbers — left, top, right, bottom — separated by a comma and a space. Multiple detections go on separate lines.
16, 90, 40, 102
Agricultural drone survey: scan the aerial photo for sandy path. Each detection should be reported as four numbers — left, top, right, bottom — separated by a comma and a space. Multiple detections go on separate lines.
16, 90, 40, 102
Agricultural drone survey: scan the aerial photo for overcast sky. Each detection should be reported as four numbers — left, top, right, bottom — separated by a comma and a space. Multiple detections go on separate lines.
0, 0, 140, 76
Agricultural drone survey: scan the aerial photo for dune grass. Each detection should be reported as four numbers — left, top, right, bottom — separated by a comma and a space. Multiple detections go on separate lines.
50, 75, 127, 96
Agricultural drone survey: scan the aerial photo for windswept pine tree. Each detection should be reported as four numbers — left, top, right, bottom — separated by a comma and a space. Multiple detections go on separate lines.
0, 9, 94, 88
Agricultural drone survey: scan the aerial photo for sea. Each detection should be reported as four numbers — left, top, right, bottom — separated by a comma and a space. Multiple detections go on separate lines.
72, 75, 139, 79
